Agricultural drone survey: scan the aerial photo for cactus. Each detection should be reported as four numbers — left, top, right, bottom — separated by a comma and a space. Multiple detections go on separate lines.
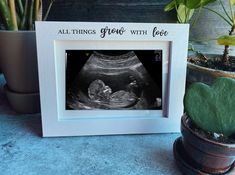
184, 77, 235, 137
0, 0, 54, 31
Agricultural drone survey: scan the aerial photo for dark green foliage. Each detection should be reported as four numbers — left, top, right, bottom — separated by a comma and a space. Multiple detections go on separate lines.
0, 0, 54, 31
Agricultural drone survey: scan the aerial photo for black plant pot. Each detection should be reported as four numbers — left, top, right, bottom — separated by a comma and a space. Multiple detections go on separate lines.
0, 31, 40, 114
174, 115, 235, 174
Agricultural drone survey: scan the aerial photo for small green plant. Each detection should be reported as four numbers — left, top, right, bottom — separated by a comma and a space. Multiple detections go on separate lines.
0, 0, 54, 31
184, 77, 235, 137
165, 0, 235, 63
164, 0, 216, 24
215, 0, 235, 62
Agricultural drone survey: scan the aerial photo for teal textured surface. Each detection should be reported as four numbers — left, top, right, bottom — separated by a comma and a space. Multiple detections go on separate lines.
0, 75, 180, 175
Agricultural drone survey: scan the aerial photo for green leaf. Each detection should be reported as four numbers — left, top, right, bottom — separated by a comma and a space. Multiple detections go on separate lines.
230, 0, 235, 5
184, 77, 235, 137
0, 0, 16, 30
217, 35, 235, 46
177, 4, 194, 23
177, 0, 216, 9
185, 0, 201, 9
200, 0, 217, 7
164, 0, 176, 12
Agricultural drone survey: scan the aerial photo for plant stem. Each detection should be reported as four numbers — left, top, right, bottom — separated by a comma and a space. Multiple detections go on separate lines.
0, 0, 13, 30
229, 0, 235, 24
34, 0, 40, 21
219, 0, 233, 23
16, 0, 24, 17
20, 0, 29, 30
8, 0, 18, 30
185, 6, 191, 23
191, 7, 201, 28
43, 0, 54, 21
29, 0, 35, 30
184, 3, 188, 23
203, 7, 233, 26
223, 25, 235, 62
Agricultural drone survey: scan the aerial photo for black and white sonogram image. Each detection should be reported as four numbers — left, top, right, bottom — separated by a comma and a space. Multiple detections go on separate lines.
66, 50, 162, 110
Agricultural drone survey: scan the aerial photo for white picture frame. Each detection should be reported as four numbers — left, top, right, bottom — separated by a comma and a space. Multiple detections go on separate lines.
36, 22, 189, 137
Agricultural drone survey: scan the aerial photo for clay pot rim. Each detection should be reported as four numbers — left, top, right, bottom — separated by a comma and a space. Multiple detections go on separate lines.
182, 114, 235, 148
187, 54, 235, 77
187, 62, 235, 77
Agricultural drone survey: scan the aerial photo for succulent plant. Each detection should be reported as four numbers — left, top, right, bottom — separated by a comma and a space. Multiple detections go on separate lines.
0, 0, 54, 31
184, 77, 235, 137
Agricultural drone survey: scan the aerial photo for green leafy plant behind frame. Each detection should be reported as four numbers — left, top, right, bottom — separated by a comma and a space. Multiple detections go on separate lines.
0, 0, 54, 31
164, 0, 216, 23
165, 0, 235, 63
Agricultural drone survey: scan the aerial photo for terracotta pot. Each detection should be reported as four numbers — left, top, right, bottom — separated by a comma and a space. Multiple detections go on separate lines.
187, 54, 235, 85
180, 114, 235, 174
0, 31, 40, 113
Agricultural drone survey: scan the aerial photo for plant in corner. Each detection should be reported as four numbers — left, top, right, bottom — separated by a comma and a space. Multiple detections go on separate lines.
165, 0, 235, 85
173, 77, 235, 174
0, 0, 54, 113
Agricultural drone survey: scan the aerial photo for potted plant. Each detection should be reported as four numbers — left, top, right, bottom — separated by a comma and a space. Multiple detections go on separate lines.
165, 0, 235, 85
0, 0, 54, 113
174, 77, 235, 174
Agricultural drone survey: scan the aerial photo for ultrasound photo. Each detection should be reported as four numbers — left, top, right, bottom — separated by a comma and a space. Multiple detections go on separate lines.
66, 50, 162, 110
